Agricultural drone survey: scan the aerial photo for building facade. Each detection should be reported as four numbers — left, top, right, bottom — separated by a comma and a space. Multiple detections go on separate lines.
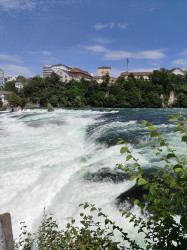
52, 64, 72, 73
171, 68, 187, 75
98, 66, 111, 77
15, 80, 23, 89
56, 67, 94, 83
42, 66, 52, 78
6, 76, 17, 82
0, 69, 4, 89
120, 71, 152, 80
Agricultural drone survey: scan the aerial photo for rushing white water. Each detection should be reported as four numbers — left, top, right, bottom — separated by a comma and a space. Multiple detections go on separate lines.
0, 108, 186, 246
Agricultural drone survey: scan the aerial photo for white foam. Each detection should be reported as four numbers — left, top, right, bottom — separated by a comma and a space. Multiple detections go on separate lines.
0, 108, 185, 247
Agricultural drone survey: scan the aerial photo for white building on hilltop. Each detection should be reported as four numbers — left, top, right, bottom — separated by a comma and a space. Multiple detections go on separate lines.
52, 64, 72, 73
171, 68, 187, 75
42, 65, 52, 78
56, 67, 94, 83
43, 64, 72, 78
6, 76, 17, 82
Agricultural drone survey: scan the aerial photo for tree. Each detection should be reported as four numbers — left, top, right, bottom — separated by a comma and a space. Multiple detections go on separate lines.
4, 81, 18, 93
8, 92, 21, 106
0, 98, 3, 107
150, 68, 172, 94
16, 75, 26, 83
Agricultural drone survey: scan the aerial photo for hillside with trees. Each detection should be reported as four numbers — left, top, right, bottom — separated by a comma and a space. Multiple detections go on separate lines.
4, 68, 187, 108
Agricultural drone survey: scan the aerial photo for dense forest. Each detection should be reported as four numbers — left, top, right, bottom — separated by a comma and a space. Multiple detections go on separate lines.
2, 68, 187, 108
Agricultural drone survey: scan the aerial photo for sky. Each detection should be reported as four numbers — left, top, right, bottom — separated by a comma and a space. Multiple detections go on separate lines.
0, 0, 187, 77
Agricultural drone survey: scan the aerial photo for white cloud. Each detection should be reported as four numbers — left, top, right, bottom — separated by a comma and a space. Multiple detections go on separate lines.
23, 50, 51, 56
1, 64, 32, 76
180, 49, 187, 56
84, 45, 166, 60
93, 22, 115, 30
118, 23, 128, 30
172, 58, 187, 66
93, 22, 128, 31
0, 53, 22, 63
84, 45, 109, 53
104, 49, 165, 60
0, 0, 36, 11
93, 37, 114, 44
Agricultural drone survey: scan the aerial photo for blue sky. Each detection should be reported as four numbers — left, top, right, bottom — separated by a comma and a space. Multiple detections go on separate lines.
0, 0, 187, 77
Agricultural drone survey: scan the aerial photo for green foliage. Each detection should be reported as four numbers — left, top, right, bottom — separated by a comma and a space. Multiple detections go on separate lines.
117, 114, 187, 249
47, 103, 55, 112
4, 81, 18, 94
0, 97, 3, 107
14, 68, 187, 108
16, 75, 26, 83
15, 206, 140, 249
0, 105, 7, 111
7, 92, 21, 106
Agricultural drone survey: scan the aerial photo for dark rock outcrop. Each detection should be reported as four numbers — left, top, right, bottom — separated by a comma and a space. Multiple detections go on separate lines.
116, 167, 159, 208
85, 167, 129, 183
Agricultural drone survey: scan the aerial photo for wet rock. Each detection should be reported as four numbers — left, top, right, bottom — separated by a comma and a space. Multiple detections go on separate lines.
116, 183, 148, 208
116, 167, 159, 208
85, 167, 129, 183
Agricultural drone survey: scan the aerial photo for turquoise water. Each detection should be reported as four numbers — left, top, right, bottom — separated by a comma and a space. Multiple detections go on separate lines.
0, 108, 186, 245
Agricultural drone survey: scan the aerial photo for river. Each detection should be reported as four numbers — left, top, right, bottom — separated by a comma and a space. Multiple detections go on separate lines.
0, 108, 186, 246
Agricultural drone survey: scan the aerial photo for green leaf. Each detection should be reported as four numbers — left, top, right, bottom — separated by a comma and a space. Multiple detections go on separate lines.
182, 135, 187, 142
129, 175, 138, 181
133, 163, 139, 168
151, 131, 159, 137
117, 138, 124, 144
147, 125, 157, 131
169, 117, 178, 122
166, 153, 175, 159
81, 245, 86, 250
158, 136, 163, 142
105, 219, 109, 225
120, 146, 129, 154
150, 186, 157, 195
180, 216, 187, 231
90, 207, 96, 212
84, 203, 89, 209
160, 141, 166, 146
126, 155, 132, 161
134, 199, 139, 205
173, 164, 182, 169
117, 163, 123, 168
138, 178, 147, 185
